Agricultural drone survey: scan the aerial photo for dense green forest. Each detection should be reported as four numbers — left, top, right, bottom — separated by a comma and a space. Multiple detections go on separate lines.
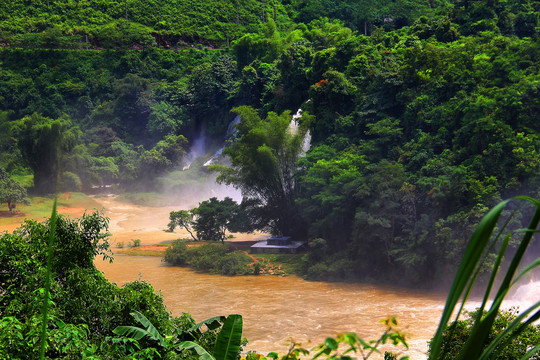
0, 0, 539, 285
1, 0, 540, 358
0, 0, 438, 46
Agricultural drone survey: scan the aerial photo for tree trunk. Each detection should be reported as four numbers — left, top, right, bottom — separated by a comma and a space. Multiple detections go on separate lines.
183, 225, 198, 242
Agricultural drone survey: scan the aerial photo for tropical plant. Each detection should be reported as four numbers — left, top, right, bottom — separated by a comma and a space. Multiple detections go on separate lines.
112, 311, 244, 360
428, 196, 540, 360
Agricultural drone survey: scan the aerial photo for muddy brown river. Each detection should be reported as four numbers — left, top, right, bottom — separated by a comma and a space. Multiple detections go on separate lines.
51, 195, 536, 359
88, 195, 447, 359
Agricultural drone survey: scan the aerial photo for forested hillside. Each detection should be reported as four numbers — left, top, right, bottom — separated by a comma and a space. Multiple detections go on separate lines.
0, 0, 539, 284
0, 0, 438, 47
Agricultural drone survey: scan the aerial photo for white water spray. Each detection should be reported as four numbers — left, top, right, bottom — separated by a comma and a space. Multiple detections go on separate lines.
509, 279, 540, 310
203, 115, 241, 167
183, 128, 207, 170
288, 108, 311, 155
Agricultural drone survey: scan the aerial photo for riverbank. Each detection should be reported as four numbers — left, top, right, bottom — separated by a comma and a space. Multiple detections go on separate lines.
0, 192, 97, 231
0, 192, 446, 358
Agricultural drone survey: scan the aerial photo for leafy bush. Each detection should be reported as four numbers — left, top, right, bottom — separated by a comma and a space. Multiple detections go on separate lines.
163, 241, 253, 275
163, 240, 190, 265
215, 252, 252, 275
429, 309, 540, 360
0, 212, 199, 358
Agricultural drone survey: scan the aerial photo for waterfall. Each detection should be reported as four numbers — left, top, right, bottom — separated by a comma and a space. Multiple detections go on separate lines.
201, 108, 311, 168
288, 108, 311, 156
182, 128, 207, 170
510, 279, 540, 309
203, 115, 241, 167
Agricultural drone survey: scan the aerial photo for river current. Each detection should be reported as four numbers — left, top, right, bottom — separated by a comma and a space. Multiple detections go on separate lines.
90, 195, 537, 359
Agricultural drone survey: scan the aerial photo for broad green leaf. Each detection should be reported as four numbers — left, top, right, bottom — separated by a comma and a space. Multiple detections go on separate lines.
130, 311, 166, 347
113, 325, 149, 341
178, 341, 215, 360
188, 315, 227, 333
213, 314, 243, 360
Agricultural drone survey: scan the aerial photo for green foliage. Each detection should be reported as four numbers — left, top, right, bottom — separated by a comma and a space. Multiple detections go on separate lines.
212, 106, 311, 237
192, 197, 240, 243
429, 309, 540, 360
11, 113, 80, 193
214, 314, 244, 360
0, 0, 294, 47
0, 168, 28, 211
112, 312, 244, 360
428, 196, 540, 360
0, 0, 538, 285
0, 211, 207, 358
163, 241, 253, 275
168, 210, 198, 241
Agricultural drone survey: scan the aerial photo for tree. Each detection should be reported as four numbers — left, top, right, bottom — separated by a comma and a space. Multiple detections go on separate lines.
211, 106, 311, 237
168, 210, 198, 241
11, 113, 80, 194
192, 197, 239, 243
0, 169, 28, 212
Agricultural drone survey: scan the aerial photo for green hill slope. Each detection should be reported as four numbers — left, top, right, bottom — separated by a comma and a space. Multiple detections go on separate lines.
0, 0, 294, 47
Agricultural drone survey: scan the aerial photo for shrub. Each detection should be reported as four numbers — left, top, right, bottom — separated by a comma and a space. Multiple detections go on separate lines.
428, 309, 540, 360
163, 242, 253, 275
163, 240, 189, 266
215, 252, 252, 275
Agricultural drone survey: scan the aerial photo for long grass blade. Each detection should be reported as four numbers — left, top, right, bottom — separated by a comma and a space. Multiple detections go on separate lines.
428, 200, 509, 360
477, 217, 513, 313
521, 344, 540, 360
511, 256, 540, 287
39, 194, 58, 359
493, 197, 540, 303
478, 302, 540, 360
456, 197, 540, 360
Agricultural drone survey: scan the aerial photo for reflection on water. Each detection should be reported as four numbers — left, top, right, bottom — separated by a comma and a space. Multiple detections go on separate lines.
96, 255, 446, 359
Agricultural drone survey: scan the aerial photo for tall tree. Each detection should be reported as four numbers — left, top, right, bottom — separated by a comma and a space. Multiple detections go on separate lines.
211, 106, 311, 237
12, 113, 79, 194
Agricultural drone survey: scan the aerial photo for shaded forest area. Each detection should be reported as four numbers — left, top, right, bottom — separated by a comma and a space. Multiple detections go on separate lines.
0, 0, 539, 285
